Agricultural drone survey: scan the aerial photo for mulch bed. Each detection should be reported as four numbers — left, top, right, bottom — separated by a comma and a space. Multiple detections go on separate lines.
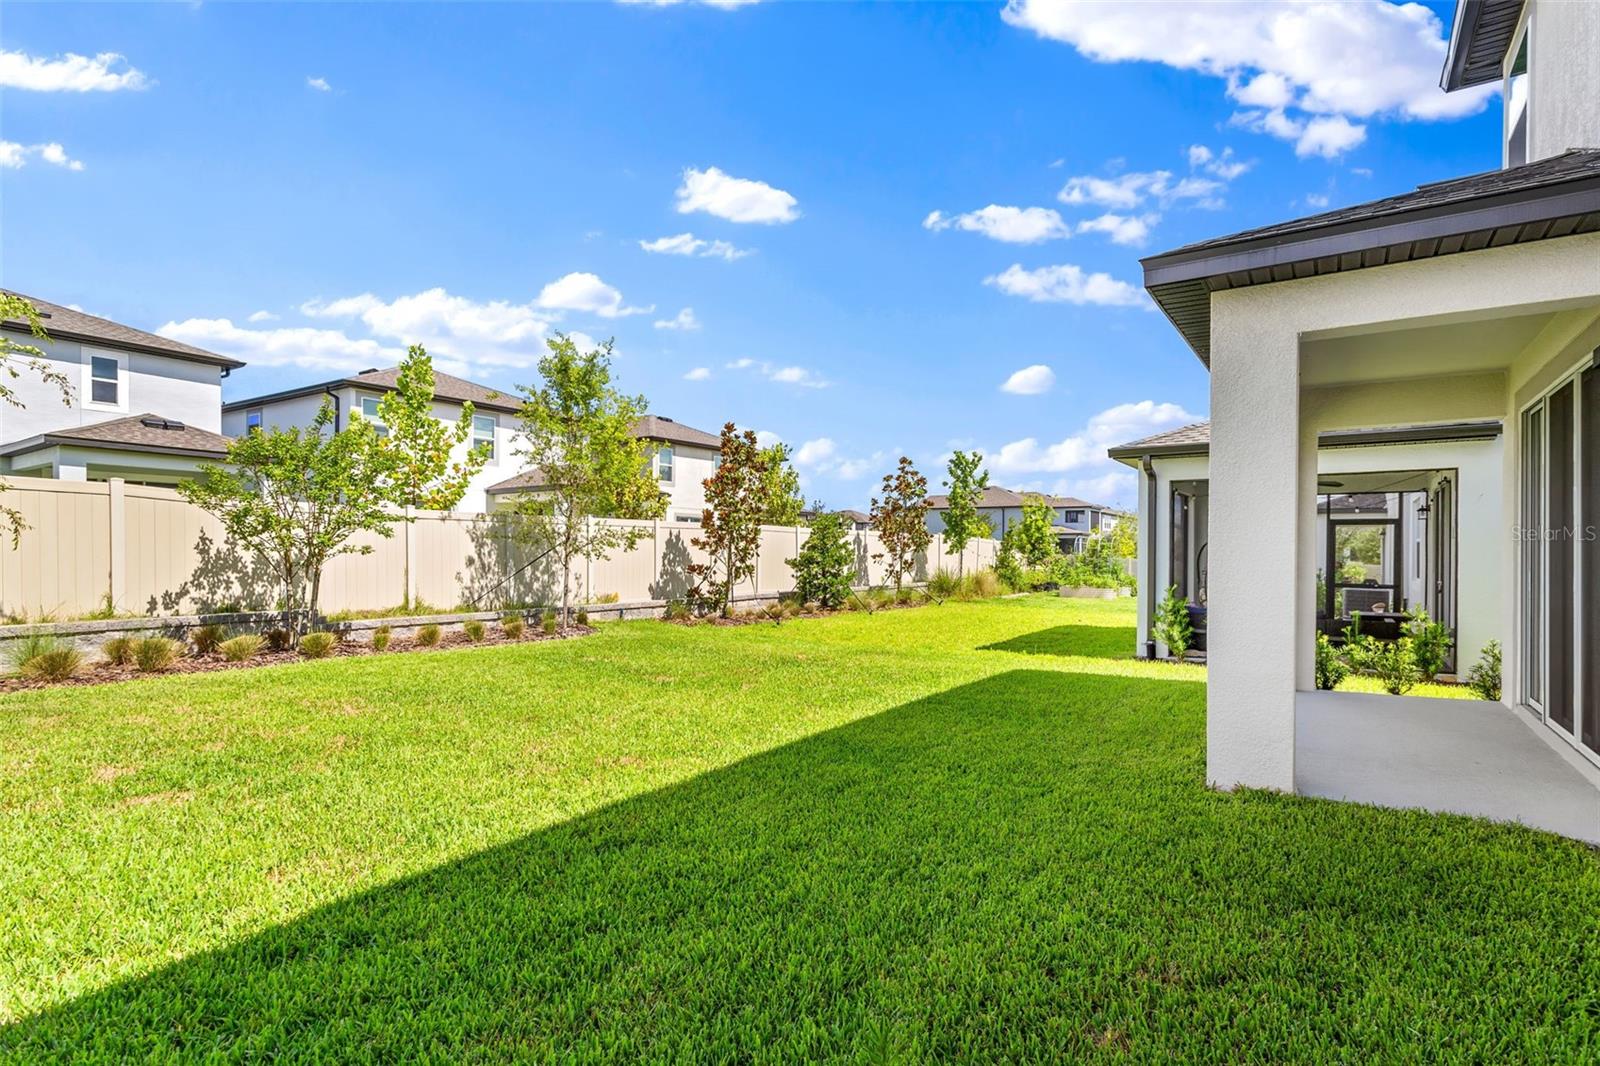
0, 625, 595, 694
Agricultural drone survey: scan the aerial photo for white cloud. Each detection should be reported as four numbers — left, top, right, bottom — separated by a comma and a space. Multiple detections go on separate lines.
834, 454, 886, 481
1306, 192, 1331, 208
655, 307, 700, 331
984, 399, 1200, 507
535, 272, 650, 318
296, 287, 557, 371
787, 436, 883, 481
246, 310, 279, 323
923, 205, 1071, 244
984, 263, 1148, 308
0, 49, 148, 92
795, 438, 836, 466
1229, 108, 1368, 159
1000, 364, 1056, 396
683, 366, 712, 381
1058, 169, 1223, 211
675, 166, 799, 224
1189, 144, 1252, 180
638, 232, 752, 260
726, 357, 829, 388
1001, 0, 1494, 155
307, 75, 332, 92
159, 318, 404, 373
1075, 212, 1157, 246
0, 141, 85, 171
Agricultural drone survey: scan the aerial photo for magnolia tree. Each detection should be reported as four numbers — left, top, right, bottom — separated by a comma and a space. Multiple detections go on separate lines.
940, 449, 991, 576
180, 402, 394, 636
0, 295, 72, 544
510, 335, 664, 626
689, 423, 770, 617
869, 456, 931, 593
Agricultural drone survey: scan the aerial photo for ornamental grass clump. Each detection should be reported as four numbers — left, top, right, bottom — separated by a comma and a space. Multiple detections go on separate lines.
299, 632, 336, 659
190, 624, 228, 655
463, 620, 486, 643
133, 637, 182, 673
501, 617, 524, 640
575, 609, 589, 627
12, 635, 83, 682
371, 625, 392, 652
101, 636, 136, 666
415, 623, 441, 647
219, 634, 263, 662
542, 610, 558, 635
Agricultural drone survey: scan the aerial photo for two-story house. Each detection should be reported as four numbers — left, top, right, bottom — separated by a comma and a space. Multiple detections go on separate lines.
484, 414, 723, 522
0, 294, 242, 485
925, 485, 1119, 553
221, 367, 523, 514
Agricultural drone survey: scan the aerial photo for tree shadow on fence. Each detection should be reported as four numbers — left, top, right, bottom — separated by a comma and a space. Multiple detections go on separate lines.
457, 512, 558, 611
148, 529, 280, 616
979, 625, 1139, 661
648, 528, 693, 602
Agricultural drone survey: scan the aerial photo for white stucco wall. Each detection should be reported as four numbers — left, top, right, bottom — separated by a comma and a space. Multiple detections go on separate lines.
656, 443, 718, 522
0, 327, 224, 443
1522, 0, 1600, 165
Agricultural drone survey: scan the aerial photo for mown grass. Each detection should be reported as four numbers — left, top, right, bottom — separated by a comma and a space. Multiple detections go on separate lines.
1, 596, 1596, 1061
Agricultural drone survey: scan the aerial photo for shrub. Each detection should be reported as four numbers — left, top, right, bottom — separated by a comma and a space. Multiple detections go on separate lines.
1406, 607, 1453, 680
264, 628, 292, 652
299, 631, 336, 658
1466, 640, 1502, 702
995, 529, 1024, 592
590, 592, 620, 604
1341, 618, 1377, 675
542, 610, 558, 635
190, 624, 228, 655
415, 623, 441, 647
463, 620, 487, 642
927, 568, 960, 599
15, 636, 83, 682
133, 637, 181, 673
101, 635, 137, 666
371, 625, 392, 652
1369, 637, 1420, 696
1153, 585, 1192, 660
959, 569, 1001, 601
219, 634, 263, 662
575, 608, 589, 627
502, 617, 524, 640
1315, 633, 1349, 691
665, 601, 690, 622
787, 513, 854, 610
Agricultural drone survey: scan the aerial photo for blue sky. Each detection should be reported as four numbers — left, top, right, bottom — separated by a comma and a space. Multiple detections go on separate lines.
2, 1, 1501, 510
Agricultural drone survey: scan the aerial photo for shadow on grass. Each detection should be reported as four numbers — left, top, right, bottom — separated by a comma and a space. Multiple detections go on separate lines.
979, 624, 1137, 660
6, 668, 1596, 1061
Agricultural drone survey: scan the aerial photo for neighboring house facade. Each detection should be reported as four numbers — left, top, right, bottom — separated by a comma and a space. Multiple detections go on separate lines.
222, 368, 522, 514
925, 485, 1118, 553
0, 294, 243, 484
1131, 0, 1600, 841
485, 415, 722, 522
833, 508, 871, 531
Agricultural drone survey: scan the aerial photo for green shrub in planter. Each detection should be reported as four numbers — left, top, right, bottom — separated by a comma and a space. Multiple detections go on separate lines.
463, 620, 486, 642
927, 569, 959, 599
190, 624, 228, 655
575, 608, 589, 627
299, 632, 336, 659
371, 625, 392, 652
219, 634, 263, 662
1405, 607, 1453, 680
664, 601, 690, 622
101, 635, 136, 666
1369, 637, 1420, 696
1466, 640, 1502, 701
1314, 633, 1348, 691
415, 623, 441, 647
501, 617, 524, 640
542, 611, 558, 635
14, 636, 83, 682
133, 637, 182, 673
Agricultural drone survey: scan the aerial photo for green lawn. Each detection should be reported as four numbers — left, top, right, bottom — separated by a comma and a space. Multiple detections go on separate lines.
2, 596, 1596, 1061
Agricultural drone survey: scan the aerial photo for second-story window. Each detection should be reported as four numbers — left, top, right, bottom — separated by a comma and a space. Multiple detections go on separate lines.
472, 414, 496, 461
245, 409, 263, 433
358, 395, 389, 437
90, 355, 120, 406
657, 444, 674, 482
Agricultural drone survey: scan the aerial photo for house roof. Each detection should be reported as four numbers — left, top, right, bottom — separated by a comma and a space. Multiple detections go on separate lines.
484, 415, 722, 495
832, 508, 871, 524
0, 413, 232, 460
925, 485, 1110, 511
1106, 419, 1504, 462
223, 366, 522, 414
1, 293, 245, 370
1141, 149, 1600, 364
1441, 0, 1526, 91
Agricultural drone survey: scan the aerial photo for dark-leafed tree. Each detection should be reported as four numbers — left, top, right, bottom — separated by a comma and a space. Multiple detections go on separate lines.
869, 456, 931, 594
689, 423, 770, 617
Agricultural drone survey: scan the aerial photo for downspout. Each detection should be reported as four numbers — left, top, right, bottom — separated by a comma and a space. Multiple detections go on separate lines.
323, 386, 341, 431
1141, 454, 1158, 659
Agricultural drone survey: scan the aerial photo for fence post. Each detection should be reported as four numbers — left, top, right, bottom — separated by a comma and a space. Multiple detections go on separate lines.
404, 506, 418, 608
108, 477, 126, 611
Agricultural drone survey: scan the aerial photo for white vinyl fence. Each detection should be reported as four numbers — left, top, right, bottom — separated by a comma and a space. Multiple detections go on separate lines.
0, 476, 998, 620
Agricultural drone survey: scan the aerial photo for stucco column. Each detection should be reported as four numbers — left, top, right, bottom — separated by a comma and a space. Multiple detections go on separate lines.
1207, 301, 1300, 792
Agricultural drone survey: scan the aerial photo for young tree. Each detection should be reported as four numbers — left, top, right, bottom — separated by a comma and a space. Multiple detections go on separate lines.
510, 335, 665, 626
375, 344, 491, 510
1014, 493, 1059, 567
940, 449, 991, 576
786, 511, 853, 608
869, 456, 931, 593
180, 402, 395, 636
0, 295, 72, 543
1105, 512, 1137, 561
374, 344, 492, 607
758, 442, 806, 527
688, 423, 770, 617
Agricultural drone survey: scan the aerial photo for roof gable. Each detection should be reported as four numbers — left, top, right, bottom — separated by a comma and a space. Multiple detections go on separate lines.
2, 293, 244, 370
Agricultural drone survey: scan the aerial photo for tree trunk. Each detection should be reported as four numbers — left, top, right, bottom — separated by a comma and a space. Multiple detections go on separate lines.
723, 541, 734, 617
306, 564, 323, 640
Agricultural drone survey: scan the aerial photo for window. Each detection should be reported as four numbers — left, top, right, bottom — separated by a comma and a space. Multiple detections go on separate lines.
87, 353, 123, 408
357, 395, 388, 437
1506, 22, 1530, 166
245, 409, 263, 433
472, 414, 496, 461
657, 444, 674, 483
1067, 510, 1083, 525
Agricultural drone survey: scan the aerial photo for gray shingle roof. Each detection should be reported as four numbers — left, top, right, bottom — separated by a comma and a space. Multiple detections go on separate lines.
1, 293, 245, 370
1105, 422, 1213, 459
925, 485, 1111, 511
224, 366, 522, 414
485, 416, 722, 495
0, 413, 232, 459
1106, 419, 1505, 461
1143, 150, 1600, 364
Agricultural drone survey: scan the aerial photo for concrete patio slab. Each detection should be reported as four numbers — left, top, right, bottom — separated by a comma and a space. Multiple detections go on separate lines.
1295, 690, 1600, 845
